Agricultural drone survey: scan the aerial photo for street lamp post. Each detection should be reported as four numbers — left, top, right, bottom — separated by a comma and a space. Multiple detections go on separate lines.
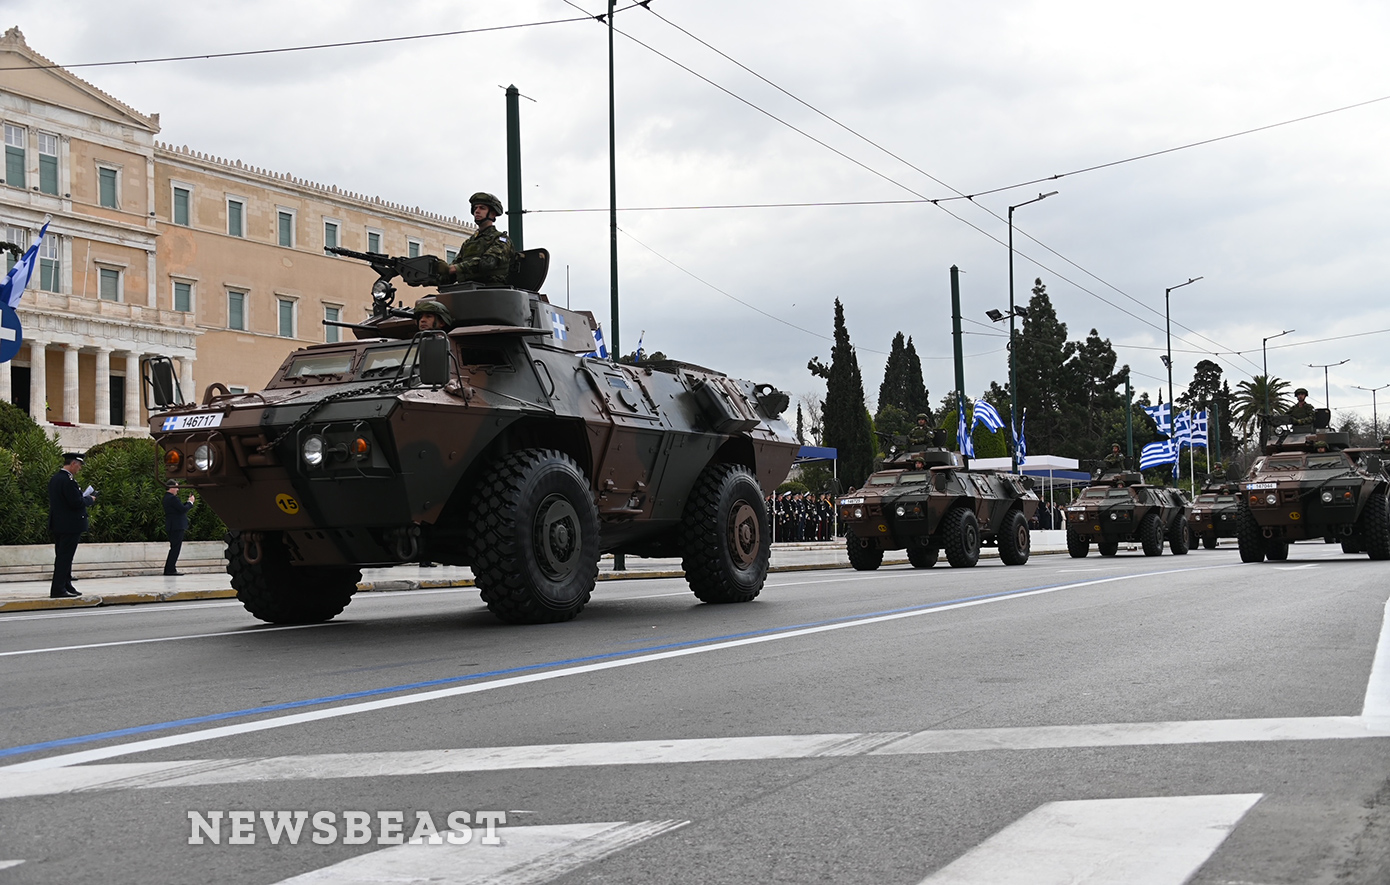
1007, 190, 1057, 472
1308, 359, 1349, 412
1261, 329, 1294, 416
1354, 384, 1390, 438
1163, 277, 1203, 411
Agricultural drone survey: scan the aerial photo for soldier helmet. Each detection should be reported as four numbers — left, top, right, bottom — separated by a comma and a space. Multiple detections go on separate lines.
916, 413, 928, 422
413, 298, 454, 326
1382, 434, 1390, 442
1111, 442, 1121, 450
469, 192, 504, 217
1294, 387, 1308, 396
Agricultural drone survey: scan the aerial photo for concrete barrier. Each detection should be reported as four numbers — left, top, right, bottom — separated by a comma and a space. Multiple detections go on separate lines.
0, 541, 226, 580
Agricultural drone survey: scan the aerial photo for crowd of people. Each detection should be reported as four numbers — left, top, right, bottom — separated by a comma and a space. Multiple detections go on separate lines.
766, 492, 842, 541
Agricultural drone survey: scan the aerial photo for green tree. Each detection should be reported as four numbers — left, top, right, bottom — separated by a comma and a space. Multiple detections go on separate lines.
617, 349, 666, 365
796, 404, 805, 445
807, 299, 876, 488
877, 332, 908, 412
902, 337, 930, 419
1061, 329, 1127, 459
1177, 359, 1237, 457
0, 401, 61, 544
1011, 279, 1075, 457
1232, 375, 1290, 436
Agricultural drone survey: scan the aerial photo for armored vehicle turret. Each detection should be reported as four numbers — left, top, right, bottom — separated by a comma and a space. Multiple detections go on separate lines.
149, 246, 799, 624
1236, 409, 1390, 562
1065, 470, 1192, 557
838, 436, 1039, 570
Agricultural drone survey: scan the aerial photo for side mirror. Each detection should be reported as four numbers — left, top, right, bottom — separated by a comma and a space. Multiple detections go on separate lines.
1362, 454, 1383, 475
417, 334, 451, 387
142, 356, 182, 410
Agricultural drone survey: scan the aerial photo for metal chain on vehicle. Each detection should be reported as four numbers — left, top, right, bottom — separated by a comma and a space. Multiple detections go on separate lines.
257, 380, 402, 454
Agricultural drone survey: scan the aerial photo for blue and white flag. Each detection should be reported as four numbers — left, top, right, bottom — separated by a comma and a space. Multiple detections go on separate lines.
972, 400, 1005, 433
1143, 401, 1172, 437
581, 324, 609, 359
1190, 409, 1209, 448
1013, 409, 1027, 466
1172, 409, 1193, 448
957, 397, 975, 458
1140, 439, 1177, 470
634, 330, 645, 363
1, 220, 48, 309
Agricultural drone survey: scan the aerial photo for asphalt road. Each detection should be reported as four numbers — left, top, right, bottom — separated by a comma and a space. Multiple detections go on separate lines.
1, 544, 1387, 884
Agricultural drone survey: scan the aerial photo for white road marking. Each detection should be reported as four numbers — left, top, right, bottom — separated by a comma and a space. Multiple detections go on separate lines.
272, 820, 688, 885
1272, 565, 1318, 571
4, 717, 1385, 800
0, 623, 333, 657
1364, 595, 1390, 729
0, 860, 24, 871
3, 565, 1231, 772
917, 794, 1262, 884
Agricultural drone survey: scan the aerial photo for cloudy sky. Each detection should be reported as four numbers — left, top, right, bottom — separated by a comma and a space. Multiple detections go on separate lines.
11, 0, 1390, 428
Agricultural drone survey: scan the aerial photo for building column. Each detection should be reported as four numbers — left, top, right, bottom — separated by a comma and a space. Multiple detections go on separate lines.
62, 345, 79, 424
94, 347, 112, 426
179, 356, 195, 405
0, 358, 10, 405
123, 351, 140, 427
28, 339, 46, 424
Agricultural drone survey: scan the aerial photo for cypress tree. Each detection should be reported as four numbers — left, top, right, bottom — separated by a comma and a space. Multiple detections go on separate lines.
877, 332, 907, 413
903, 336, 930, 419
811, 299, 876, 488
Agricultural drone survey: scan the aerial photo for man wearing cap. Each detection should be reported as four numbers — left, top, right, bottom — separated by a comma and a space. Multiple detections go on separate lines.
48, 453, 96, 598
1285, 387, 1316, 425
440, 192, 513, 286
163, 480, 196, 576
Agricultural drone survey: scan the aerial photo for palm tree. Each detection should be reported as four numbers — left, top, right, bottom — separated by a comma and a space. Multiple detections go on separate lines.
1232, 375, 1291, 435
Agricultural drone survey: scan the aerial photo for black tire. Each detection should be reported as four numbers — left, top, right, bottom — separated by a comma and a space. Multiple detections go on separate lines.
1139, 513, 1165, 556
942, 507, 981, 568
907, 539, 939, 569
1342, 538, 1362, 555
680, 463, 771, 603
846, 530, 884, 571
226, 531, 359, 624
1067, 527, 1088, 558
470, 449, 600, 623
1167, 516, 1190, 555
1097, 538, 1119, 557
1356, 491, 1390, 561
1202, 534, 1218, 550
998, 510, 1031, 566
1236, 501, 1265, 563
1265, 538, 1290, 561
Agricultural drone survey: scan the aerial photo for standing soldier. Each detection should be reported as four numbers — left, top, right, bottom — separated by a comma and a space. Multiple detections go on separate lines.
440, 192, 513, 285
1379, 435, 1390, 455
48, 453, 96, 598
1103, 443, 1126, 470
1285, 388, 1317, 425
907, 413, 931, 447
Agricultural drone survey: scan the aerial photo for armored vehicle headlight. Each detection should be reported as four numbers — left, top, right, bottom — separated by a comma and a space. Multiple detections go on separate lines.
303, 435, 326, 467
1109, 512, 1118, 520
192, 444, 214, 472
164, 449, 182, 470
1321, 490, 1334, 503
896, 505, 906, 517
854, 507, 863, 519
1266, 493, 1278, 505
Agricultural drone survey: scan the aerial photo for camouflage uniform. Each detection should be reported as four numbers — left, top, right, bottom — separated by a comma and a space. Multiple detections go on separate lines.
1285, 402, 1317, 424
451, 225, 513, 285
1103, 450, 1125, 469
907, 415, 931, 447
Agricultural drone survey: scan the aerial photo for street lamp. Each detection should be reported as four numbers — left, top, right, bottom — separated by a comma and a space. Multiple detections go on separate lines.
1006, 190, 1057, 472
1164, 277, 1203, 410
1354, 384, 1390, 438
1307, 359, 1349, 411
1262, 329, 1293, 416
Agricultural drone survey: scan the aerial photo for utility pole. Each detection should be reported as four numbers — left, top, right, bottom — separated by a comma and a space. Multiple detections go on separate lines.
607, 0, 624, 572
505, 85, 525, 252
1307, 359, 1349, 412
1125, 375, 1134, 463
950, 266, 966, 466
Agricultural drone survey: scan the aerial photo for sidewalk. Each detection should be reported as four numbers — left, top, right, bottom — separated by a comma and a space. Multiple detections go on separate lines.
0, 533, 1072, 613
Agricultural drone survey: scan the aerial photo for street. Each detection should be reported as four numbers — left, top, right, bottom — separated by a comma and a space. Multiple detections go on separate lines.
1, 545, 1387, 884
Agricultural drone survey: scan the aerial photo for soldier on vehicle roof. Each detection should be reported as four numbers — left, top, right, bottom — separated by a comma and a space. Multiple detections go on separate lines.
907, 413, 931, 446
1380, 435, 1390, 454
1285, 387, 1317, 425
1103, 442, 1125, 469
414, 298, 453, 331
440, 192, 513, 286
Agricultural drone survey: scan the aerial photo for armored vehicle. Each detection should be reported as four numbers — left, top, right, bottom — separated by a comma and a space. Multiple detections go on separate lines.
838, 437, 1040, 570
1236, 409, 1390, 562
1188, 483, 1240, 549
1065, 470, 1191, 557
149, 247, 800, 624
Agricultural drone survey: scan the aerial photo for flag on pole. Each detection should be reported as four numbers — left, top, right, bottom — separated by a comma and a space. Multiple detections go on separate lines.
580, 324, 609, 359
972, 400, 1005, 433
1143, 401, 1172, 437
1140, 439, 1177, 470
957, 397, 975, 458
1172, 409, 1193, 448
1190, 409, 1209, 448
634, 330, 645, 363
1, 220, 49, 308
1014, 409, 1028, 466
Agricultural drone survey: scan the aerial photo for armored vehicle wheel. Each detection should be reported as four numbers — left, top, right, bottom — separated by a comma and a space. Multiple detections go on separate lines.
1341, 538, 1362, 555
942, 508, 981, 568
998, 510, 1031, 566
1355, 491, 1390, 561
1265, 538, 1290, 561
1167, 517, 1190, 555
226, 531, 360, 624
1066, 527, 1088, 558
1236, 502, 1265, 563
1139, 513, 1165, 556
680, 463, 770, 603
846, 531, 884, 571
470, 449, 600, 623
1202, 534, 1218, 550
1097, 539, 1119, 557
907, 539, 939, 569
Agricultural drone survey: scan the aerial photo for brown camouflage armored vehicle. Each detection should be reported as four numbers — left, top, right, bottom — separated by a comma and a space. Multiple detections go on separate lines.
1236, 409, 1390, 562
1188, 482, 1240, 549
149, 247, 799, 624
838, 437, 1040, 570
1065, 470, 1192, 557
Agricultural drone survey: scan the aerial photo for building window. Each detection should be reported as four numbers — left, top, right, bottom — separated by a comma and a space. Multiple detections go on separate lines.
366, 230, 381, 253
173, 280, 192, 312
39, 236, 59, 292
4, 225, 24, 273
98, 267, 120, 301
323, 220, 339, 251
227, 198, 244, 237
408, 239, 422, 259
445, 248, 457, 265
227, 290, 246, 330
4, 124, 24, 189
173, 186, 190, 226
37, 133, 58, 196
98, 167, 118, 209
324, 305, 340, 343
278, 298, 295, 338
277, 210, 294, 248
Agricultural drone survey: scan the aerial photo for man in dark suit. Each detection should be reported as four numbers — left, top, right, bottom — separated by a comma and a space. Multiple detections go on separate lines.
48, 453, 96, 599
163, 479, 196, 576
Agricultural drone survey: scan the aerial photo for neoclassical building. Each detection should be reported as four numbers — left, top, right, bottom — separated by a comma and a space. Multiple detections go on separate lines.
0, 27, 475, 450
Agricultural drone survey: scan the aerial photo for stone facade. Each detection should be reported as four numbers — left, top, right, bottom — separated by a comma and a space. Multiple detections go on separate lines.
0, 27, 475, 451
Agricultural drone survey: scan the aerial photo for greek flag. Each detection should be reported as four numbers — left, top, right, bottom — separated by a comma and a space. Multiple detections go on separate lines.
1, 220, 48, 309
581, 324, 609, 359
634, 330, 645, 363
1140, 439, 1177, 470
972, 400, 1005, 433
1172, 409, 1193, 447
1143, 401, 1172, 437
1013, 409, 1027, 466
957, 397, 975, 458
1190, 409, 1209, 448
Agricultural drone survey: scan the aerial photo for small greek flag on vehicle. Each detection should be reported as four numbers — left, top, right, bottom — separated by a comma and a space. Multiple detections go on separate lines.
550, 311, 568, 341
581, 324, 609, 359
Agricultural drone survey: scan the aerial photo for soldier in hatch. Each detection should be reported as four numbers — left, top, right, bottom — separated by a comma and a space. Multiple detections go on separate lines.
414, 298, 454, 332
1103, 442, 1125, 470
1380, 435, 1390, 455
439, 192, 514, 286
1285, 387, 1317, 425
907, 413, 931, 447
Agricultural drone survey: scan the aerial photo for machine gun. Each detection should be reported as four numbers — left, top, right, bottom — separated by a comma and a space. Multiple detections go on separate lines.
326, 247, 445, 318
